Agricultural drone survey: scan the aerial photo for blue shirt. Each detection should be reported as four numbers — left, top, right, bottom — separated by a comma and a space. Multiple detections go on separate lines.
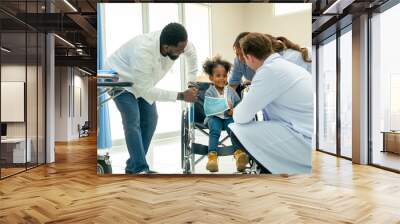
228, 57, 255, 85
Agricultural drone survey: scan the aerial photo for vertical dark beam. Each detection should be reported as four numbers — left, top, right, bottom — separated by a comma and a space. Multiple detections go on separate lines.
336, 25, 341, 157
36, 0, 39, 167
367, 10, 373, 165
59, 68, 61, 117
69, 69, 71, 118
316, 0, 321, 13
73, 68, 75, 118
316, 44, 320, 150
44, 1, 47, 164
0, 19, 2, 179
25, 0, 28, 171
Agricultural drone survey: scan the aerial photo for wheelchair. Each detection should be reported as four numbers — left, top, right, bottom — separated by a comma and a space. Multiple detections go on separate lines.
180, 82, 265, 174
78, 121, 90, 138
97, 69, 133, 175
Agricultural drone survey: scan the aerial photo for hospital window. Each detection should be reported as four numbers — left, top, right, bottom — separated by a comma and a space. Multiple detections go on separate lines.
149, 3, 181, 135
102, 3, 211, 139
273, 3, 311, 16
0, 1, 47, 179
104, 3, 143, 58
339, 27, 352, 159
184, 3, 211, 73
317, 36, 337, 155
103, 3, 143, 141
149, 3, 211, 136
370, 3, 400, 171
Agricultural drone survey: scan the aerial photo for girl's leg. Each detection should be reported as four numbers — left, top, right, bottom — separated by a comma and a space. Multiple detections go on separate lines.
207, 117, 223, 153
206, 117, 223, 172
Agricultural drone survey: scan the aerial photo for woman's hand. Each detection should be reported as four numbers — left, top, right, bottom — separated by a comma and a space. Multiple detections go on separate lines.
227, 109, 233, 116
228, 100, 233, 109
227, 100, 234, 116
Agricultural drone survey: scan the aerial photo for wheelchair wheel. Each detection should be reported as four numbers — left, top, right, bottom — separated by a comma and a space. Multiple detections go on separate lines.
181, 110, 188, 169
181, 109, 193, 174
97, 163, 105, 174
183, 158, 191, 174
97, 155, 112, 174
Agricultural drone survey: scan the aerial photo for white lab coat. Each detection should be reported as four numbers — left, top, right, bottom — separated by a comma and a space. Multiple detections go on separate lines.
280, 48, 312, 73
229, 53, 314, 174
105, 30, 198, 104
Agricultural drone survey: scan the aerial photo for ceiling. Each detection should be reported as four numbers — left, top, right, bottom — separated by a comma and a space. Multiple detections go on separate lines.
1, 0, 396, 73
0, 0, 97, 74
310, 0, 391, 44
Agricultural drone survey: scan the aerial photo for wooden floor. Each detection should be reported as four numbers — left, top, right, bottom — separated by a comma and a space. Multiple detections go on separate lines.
1, 136, 400, 223
1, 167, 26, 178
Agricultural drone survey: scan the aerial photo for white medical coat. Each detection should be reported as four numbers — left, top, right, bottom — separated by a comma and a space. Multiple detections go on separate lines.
280, 48, 312, 73
105, 30, 198, 104
229, 53, 314, 174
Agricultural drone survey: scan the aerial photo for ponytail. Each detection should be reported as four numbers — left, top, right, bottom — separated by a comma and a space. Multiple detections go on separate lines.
277, 36, 311, 63
264, 34, 285, 52
300, 47, 311, 63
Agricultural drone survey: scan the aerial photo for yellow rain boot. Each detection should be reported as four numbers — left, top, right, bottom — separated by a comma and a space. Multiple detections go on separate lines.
206, 152, 218, 172
234, 149, 249, 172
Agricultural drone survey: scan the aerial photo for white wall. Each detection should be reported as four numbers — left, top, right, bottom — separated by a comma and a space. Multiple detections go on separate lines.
72, 74, 89, 138
211, 4, 245, 63
1, 64, 46, 163
244, 4, 311, 48
55, 66, 69, 141
211, 3, 311, 65
54, 67, 89, 141
1, 65, 30, 138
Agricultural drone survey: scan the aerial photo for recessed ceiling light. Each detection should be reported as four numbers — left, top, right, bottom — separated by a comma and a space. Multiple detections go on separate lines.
63, 0, 78, 12
54, 34, 75, 48
1, 47, 11, 53
78, 67, 92, 76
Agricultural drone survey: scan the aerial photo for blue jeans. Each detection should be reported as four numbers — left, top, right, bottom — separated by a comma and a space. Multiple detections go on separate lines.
207, 116, 234, 153
113, 91, 158, 173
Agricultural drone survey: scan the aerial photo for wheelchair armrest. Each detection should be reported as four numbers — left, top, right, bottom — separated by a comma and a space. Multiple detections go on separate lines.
194, 122, 208, 130
97, 82, 134, 87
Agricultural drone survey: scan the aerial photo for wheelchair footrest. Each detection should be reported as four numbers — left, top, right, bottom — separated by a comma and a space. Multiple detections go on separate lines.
192, 143, 235, 156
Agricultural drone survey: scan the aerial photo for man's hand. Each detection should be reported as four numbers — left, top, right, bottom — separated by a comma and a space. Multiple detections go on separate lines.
179, 88, 198, 102
188, 81, 199, 89
243, 80, 251, 86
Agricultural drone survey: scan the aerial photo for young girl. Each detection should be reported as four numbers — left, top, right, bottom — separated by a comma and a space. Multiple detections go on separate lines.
202, 56, 248, 173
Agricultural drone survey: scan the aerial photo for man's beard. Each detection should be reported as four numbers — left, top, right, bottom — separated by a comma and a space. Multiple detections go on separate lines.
167, 53, 179, 60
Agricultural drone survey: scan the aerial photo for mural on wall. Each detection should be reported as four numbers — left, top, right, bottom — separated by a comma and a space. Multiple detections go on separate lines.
97, 3, 313, 175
